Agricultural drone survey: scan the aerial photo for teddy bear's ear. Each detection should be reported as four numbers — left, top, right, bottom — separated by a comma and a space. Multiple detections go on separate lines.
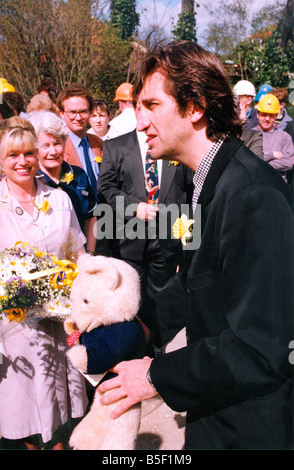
77, 254, 121, 291
77, 253, 94, 270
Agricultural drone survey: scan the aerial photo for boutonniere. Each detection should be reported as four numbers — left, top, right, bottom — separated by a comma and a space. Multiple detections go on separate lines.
168, 160, 179, 166
94, 156, 102, 164
60, 171, 74, 185
172, 214, 194, 245
34, 198, 50, 214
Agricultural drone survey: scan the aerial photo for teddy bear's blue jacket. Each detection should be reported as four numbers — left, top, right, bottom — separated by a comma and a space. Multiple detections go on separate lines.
80, 320, 147, 375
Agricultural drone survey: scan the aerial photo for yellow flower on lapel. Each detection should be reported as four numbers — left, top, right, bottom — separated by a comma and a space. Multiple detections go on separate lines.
172, 214, 195, 246
168, 160, 179, 166
60, 171, 74, 185
35, 198, 50, 214
94, 156, 102, 164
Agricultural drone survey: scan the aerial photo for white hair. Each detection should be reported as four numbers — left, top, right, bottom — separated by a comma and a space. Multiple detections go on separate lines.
27, 110, 68, 142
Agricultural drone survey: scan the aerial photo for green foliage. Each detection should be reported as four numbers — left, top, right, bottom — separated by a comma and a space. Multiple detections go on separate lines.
204, 0, 292, 91
237, 31, 294, 88
286, 103, 294, 119
110, 0, 139, 40
0, 0, 135, 105
172, 11, 197, 42
88, 21, 133, 106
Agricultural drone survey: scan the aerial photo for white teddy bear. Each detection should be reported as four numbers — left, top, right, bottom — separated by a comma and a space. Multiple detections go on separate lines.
64, 253, 147, 450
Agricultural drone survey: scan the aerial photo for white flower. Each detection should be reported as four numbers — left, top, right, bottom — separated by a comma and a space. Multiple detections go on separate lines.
0, 244, 73, 323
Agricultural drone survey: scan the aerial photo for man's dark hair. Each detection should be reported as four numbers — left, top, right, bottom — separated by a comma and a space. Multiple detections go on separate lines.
93, 100, 111, 116
37, 78, 60, 103
3, 92, 24, 115
56, 83, 94, 113
133, 40, 242, 140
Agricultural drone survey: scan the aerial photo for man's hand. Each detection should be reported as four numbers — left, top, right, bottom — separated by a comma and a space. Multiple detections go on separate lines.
238, 104, 247, 123
136, 202, 159, 221
273, 151, 283, 159
98, 357, 158, 419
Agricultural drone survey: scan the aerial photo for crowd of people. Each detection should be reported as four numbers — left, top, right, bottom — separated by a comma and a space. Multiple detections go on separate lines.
0, 39, 293, 450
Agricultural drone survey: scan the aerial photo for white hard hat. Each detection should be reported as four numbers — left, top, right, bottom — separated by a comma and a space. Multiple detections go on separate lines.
233, 80, 256, 98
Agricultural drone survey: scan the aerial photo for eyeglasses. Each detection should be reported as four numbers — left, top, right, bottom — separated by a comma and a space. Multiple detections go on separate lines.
64, 109, 90, 119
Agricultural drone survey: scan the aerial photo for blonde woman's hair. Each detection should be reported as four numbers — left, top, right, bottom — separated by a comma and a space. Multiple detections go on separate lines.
0, 116, 37, 161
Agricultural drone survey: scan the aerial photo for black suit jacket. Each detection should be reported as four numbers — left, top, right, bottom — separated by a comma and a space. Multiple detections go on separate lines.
97, 130, 193, 263
150, 136, 294, 449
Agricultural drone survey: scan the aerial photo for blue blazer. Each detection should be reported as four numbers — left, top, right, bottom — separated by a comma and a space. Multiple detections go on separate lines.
80, 320, 146, 375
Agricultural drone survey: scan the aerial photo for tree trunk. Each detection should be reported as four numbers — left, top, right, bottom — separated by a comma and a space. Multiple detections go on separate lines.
276, 0, 294, 53
182, 0, 194, 13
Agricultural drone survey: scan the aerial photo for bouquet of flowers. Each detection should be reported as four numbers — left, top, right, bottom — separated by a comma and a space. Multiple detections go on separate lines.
0, 242, 78, 327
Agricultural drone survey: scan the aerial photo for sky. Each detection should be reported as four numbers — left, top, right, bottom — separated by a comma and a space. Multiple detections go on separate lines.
136, 0, 283, 44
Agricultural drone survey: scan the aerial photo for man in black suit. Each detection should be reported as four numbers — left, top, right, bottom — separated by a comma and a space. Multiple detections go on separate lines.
97, 128, 192, 332
98, 41, 294, 449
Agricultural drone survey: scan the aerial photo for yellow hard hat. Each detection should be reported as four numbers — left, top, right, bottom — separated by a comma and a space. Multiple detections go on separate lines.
0, 78, 8, 85
113, 82, 133, 102
256, 94, 280, 114
0, 82, 16, 93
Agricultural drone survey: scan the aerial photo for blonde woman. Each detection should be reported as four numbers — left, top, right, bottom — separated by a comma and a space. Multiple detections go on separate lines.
0, 117, 88, 450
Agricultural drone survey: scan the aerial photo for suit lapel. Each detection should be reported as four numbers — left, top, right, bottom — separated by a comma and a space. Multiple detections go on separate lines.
64, 136, 82, 167
183, 137, 243, 268
198, 136, 243, 208
86, 133, 103, 160
126, 131, 146, 201
158, 160, 177, 203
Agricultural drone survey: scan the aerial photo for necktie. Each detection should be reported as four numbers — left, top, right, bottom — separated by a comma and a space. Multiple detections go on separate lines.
80, 137, 97, 199
145, 149, 159, 204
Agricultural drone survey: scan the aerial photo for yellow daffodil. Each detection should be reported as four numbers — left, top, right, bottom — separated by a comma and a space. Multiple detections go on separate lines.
60, 171, 74, 185
172, 214, 195, 246
168, 161, 179, 166
34, 198, 50, 214
94, 156, 102, 164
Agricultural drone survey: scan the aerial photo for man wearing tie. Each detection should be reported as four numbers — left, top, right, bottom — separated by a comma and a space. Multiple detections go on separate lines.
97, 128, 193, 336
56, 83, 103, 202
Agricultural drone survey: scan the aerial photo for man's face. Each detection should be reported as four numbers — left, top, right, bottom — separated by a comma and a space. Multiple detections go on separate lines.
136, 72, 195, 161
257, 112, 277, 132
60, 96, 90, 138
